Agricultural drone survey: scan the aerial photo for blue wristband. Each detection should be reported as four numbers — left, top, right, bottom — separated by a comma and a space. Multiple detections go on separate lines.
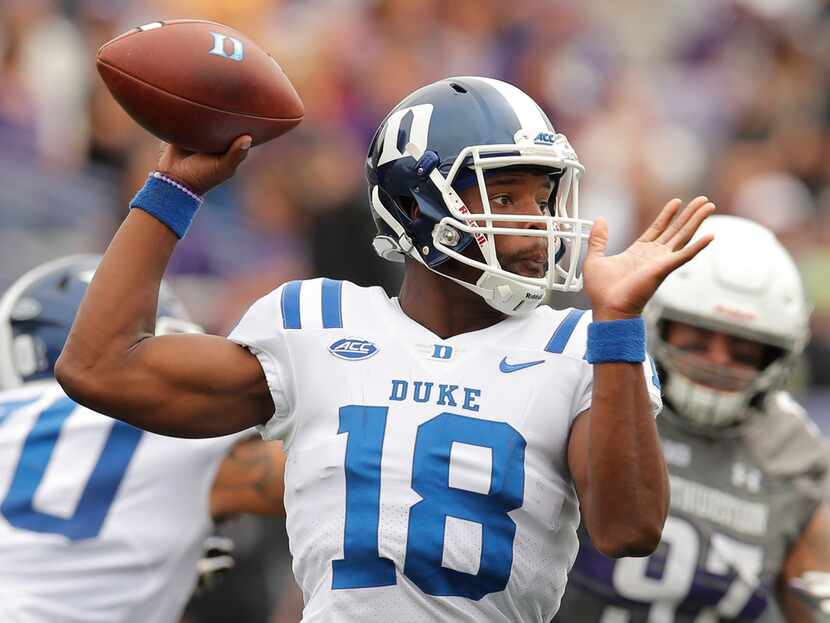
585, 317, 646, 363
129, 173, 202, 239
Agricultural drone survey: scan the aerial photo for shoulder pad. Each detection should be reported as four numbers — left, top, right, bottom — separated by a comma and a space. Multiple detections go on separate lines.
745, 392, 828, 487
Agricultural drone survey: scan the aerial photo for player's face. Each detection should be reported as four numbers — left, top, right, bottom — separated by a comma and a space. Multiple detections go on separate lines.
457, 170, 553, 278
664, 321, 765, 391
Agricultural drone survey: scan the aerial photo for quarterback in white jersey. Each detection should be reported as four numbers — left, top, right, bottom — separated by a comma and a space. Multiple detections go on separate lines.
0, 256, 286, 623
57, 77, 715, 621
227, 277, 661, 621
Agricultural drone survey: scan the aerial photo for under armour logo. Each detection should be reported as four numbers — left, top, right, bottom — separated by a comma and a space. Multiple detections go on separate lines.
209, 32, 244, 62
732, 462, 761, 493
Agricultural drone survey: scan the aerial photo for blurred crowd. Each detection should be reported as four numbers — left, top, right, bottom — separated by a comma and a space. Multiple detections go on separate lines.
2, 0, 830, 620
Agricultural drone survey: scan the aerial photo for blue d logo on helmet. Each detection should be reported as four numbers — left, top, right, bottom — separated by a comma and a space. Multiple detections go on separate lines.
365, 76, 592, 317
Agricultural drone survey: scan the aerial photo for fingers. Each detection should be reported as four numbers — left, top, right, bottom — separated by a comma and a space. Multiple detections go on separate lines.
655, 195, 709, 244
666, 200, 716, 249
586, 217, 609, 259
659, 234, 715, 276
639, 199, 682, 242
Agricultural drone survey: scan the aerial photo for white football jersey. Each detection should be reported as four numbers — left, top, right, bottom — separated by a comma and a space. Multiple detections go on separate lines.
229, 278, 662, 623
0, 380, 239, 623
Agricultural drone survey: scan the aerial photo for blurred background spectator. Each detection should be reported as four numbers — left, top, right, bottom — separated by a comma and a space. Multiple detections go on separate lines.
2, 0, 830, 620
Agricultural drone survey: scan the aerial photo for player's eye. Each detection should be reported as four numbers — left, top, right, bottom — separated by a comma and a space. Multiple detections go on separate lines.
730, 347, 763, 369
490, 195, 513, 208
539, 201, 550, 214
677, 340, 708, 354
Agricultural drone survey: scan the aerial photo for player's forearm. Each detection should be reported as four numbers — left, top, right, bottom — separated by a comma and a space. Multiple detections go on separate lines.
210, 438, 286, 518
584, 363, 669, 557
56, 209, 177, 403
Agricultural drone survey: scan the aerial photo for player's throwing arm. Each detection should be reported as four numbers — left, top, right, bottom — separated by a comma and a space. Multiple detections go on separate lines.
56, 21, 302, 437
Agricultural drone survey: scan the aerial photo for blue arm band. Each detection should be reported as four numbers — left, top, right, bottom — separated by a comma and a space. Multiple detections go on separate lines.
585, 317, 646, 364
129, 173, 203, 239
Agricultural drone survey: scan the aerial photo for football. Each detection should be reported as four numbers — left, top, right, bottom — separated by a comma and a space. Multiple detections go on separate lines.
96, 19, 304, 153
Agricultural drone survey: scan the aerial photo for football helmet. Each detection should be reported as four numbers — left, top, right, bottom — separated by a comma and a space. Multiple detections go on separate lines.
0, 254, 198, 390
644, 215, 810, 429
366, 76, 590, 315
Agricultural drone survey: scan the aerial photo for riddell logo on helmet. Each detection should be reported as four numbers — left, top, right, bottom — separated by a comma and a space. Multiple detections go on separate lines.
714, 305, 756, 322
455, 204, 487, 246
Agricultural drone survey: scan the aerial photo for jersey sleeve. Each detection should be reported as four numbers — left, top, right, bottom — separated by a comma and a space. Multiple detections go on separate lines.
545, 309, 663, 419
227, 283, 297, 442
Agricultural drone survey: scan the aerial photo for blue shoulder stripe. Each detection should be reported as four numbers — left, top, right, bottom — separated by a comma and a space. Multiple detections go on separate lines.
321, 279, 343, 329
281, 281, 302, 329
545, 309, 586, 354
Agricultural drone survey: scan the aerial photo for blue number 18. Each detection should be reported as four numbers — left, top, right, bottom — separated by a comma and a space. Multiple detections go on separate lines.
331, 406, 526, 600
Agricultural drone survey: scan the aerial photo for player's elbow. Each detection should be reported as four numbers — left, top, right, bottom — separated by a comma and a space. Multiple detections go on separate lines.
592, 521, 663, 559
55, 349, 108, 408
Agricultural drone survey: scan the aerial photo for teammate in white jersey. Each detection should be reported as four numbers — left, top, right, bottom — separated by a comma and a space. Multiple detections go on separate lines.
0, 255, 286, 623
556, 216, 830, 623
56, 77, 715, 621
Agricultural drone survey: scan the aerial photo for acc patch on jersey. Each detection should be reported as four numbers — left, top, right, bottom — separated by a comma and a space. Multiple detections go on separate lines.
328, 338, 378, 361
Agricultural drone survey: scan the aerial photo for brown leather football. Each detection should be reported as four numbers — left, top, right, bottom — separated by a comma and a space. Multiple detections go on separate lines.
96, 19, 304, 153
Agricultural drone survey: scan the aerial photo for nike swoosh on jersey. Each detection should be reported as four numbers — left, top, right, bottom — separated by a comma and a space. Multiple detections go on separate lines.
499, 357, 546, 373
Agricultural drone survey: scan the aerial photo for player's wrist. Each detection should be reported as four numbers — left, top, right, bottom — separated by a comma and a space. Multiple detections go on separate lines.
151, 171, 203, 202
129, 173, 203, 239
585, 317, 646, 364
591, 307, 641, 322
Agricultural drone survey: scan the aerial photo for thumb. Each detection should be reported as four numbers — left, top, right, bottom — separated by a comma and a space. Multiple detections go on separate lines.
587, 217, 608, 259
223, 135, 253, 167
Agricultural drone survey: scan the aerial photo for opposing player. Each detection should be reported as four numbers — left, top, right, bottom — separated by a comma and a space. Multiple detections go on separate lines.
56, 77, 715, 621
555, 215, 830, 622
0, 255, 286, 623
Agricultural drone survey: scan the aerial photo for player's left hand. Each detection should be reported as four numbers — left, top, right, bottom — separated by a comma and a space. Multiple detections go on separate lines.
582, 196, 715, 321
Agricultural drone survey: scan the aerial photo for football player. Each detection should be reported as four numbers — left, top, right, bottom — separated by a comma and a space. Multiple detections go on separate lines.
56, 77, 715, 621
0, 255, 286, 623
555, 215, 830, 622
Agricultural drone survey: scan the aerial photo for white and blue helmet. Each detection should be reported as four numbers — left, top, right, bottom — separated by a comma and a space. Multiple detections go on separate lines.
366, 76, 590, 315
0, 255, 198, 390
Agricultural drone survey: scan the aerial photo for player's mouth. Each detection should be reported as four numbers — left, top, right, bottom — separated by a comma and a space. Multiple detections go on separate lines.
510, 254, 548, 278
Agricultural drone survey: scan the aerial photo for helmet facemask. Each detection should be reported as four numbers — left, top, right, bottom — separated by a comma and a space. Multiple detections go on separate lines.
651, 318, 800, 430
371, 132, 591, 316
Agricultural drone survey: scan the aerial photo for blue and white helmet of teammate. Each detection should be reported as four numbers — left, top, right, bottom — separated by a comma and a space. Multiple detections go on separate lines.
0, 254, 197, 390
644, 215, 811, 428
366, 76, 591, 315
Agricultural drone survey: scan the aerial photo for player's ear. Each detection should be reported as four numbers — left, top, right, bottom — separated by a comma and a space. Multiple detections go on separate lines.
398, 197, 419, 221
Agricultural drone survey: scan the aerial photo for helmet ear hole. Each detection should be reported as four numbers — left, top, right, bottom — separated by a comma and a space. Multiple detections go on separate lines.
12, 334, 44, 377
397, 197, 418, 221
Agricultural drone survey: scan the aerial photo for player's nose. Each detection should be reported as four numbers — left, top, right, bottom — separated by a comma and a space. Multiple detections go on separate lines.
515, 198, 546, 230
704, 334, 734, 366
